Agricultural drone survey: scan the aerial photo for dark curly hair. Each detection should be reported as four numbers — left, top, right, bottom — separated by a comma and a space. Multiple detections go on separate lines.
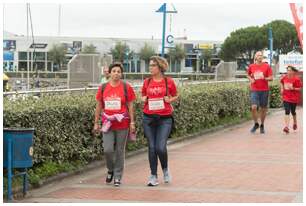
109, 62, 124, 73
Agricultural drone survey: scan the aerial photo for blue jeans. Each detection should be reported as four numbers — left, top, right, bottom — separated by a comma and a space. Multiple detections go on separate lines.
250, 91, 269, 107
143, 114, 173, 176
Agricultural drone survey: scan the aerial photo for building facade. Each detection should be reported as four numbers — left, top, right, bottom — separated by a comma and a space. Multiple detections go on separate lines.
3, 31, 222, 73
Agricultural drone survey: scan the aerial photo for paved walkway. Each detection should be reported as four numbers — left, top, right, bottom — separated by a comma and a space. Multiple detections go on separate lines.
20, 109, 303, 203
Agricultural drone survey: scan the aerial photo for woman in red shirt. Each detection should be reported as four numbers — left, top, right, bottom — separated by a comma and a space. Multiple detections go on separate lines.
93, 62, 136, 186
280, 65, 302, 134
141, 56, 179, 186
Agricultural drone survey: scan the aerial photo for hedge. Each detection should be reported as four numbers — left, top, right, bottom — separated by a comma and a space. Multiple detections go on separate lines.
3, 81, 282, 166
269, 82, 282, 108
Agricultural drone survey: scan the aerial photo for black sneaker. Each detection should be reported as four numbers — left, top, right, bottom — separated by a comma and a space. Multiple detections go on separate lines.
114, 179, 121, 187
260, 124, 265, 134
250, 123, 259, 133
106, 171, 113, 184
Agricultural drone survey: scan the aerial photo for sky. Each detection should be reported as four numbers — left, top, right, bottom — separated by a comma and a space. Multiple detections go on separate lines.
3, 2, 295, 41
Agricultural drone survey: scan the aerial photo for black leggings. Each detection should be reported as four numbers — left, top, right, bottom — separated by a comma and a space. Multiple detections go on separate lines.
283, 101, 297, 115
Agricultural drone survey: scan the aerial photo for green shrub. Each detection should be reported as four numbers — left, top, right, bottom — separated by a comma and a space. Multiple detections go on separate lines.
4, 92, 101, 164
269, 82, 282, 108
3, 81, 281, 166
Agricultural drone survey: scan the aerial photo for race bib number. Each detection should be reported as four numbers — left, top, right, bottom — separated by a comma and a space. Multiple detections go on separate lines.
148, 98, 165, 111
254, 72, 264, 80
105, 98, 121, 110
284, 83, 293, 90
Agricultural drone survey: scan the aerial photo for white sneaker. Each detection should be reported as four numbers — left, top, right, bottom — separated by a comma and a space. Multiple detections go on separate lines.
163, 168, 171, 183
147, 175, 159, 186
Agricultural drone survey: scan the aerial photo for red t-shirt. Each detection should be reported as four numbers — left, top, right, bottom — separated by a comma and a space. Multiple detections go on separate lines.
247, 63, 273, 91
142, 77, 177, 116
280, 75, 302, 103
96, 81, 136, 130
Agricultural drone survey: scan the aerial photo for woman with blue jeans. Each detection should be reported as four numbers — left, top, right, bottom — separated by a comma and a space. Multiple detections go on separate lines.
141, 56, 179, 186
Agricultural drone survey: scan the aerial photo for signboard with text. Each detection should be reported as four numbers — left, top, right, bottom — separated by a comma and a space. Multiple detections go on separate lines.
198, 43, 214, 50
279, 54, 303, 73
30, 43, 48, 49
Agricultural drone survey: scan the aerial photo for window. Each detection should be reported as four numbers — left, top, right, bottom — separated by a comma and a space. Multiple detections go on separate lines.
18, 52, 28, 61
47, 62, 52, 71
3, 61, 14, 72
131, 61, 136, 73
33, 62, 45, 71
34, 52, 45, 61
137, 61, 141, 73
18, 62, 28, 71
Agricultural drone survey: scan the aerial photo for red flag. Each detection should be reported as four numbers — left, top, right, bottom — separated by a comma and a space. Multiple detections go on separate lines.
290, 3, 303, 49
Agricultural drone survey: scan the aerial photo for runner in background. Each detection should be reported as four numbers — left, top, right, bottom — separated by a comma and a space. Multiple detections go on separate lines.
247, 51, 273, 134
280, 65, 302, 134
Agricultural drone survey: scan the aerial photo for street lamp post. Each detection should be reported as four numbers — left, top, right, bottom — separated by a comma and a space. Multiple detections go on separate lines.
268, 27, 273, 66
125, 47, 129, 73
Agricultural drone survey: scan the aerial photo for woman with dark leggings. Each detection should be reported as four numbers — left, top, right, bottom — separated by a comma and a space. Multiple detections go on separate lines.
280, 65, 302, 134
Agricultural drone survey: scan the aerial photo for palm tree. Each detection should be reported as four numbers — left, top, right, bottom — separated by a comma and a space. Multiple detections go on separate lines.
139, 43, 156, 71
110, 42, 134, 72
200, 49, 212, 72
81, 44, 98, 54
110, 42, 131, 62
48, 44, 67, 70
167, 44, 185, 72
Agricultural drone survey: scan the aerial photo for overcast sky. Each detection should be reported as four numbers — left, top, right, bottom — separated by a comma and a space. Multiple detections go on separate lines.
3, 3, 295, 41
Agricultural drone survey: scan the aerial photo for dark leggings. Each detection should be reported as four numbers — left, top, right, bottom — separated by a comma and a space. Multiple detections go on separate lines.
283, 101, 297, 115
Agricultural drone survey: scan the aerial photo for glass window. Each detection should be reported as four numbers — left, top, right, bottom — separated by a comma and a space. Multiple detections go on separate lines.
131, 61, 135, 73
145, 61, 149, 72
185, 58, 192, 67
33, 62, 45, 71
175, 61, 181, 73
3, 61, 14, 72
18, 52, 28, 61
18, 61, 28, 71
33, 52, 45, 61
137, 61, 141, 73
47, 52, 52, 61
47, 62, 52, 71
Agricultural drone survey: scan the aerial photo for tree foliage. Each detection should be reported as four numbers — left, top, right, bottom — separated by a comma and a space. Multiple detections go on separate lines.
110, 41, 133, 62
220, 20, 301, 62
139, 43, 156, 63
168, 44, 186, 61
48, 44, 67, 70
81, 44, 98, 54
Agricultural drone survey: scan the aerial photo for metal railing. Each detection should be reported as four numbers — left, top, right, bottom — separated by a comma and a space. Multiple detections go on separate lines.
3, 79, 249, 96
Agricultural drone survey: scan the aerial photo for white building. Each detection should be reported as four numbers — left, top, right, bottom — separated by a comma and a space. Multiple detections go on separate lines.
3, 30, 222, 73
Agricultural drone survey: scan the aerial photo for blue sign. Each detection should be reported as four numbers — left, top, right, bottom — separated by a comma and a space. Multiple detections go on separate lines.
3, 51, 14, 61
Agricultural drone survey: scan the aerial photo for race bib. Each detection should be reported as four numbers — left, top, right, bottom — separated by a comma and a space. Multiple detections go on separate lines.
254, 72, 264, 80
105, 98, 121, 110
284, 83, 293, 90
148, 98, 165, 111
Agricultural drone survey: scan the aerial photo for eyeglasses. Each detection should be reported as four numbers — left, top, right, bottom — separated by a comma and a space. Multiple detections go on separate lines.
149, 64, 158, 67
